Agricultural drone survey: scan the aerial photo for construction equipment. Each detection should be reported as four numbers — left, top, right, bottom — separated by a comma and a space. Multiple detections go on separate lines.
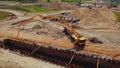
17, 14, 52, 39
17, 14, 87, 47
1, 13, 120, 68
63, 27, 86, 47
55, 17, 87, 47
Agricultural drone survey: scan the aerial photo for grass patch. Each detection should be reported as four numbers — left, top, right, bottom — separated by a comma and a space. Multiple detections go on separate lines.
12, 5, 50, 12
115, 13, 120, 23
0, 11, 11, 20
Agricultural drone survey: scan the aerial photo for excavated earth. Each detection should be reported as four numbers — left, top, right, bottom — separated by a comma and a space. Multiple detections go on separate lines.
41, 2, 78, 10
0, 8, 120, 68
67, 8, 119, 29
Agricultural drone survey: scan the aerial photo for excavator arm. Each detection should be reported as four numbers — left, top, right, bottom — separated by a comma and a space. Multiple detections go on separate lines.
17, 14, 86, 47
58, 18, 82, 37
17, 14, 52, 39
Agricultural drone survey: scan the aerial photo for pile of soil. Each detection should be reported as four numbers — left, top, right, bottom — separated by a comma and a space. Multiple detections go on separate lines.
41, 2, 78, 10
33, 20, 65, 39
67, 8, 119, 29
12, 18, 65, 39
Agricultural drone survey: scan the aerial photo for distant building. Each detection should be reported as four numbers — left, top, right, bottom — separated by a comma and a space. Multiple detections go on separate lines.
81, 0, 118, 8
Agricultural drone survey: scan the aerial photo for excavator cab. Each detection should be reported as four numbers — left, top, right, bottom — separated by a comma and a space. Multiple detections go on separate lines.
78, 37, 86, 47
63, 27, 86, 47
71, 35, 86, 47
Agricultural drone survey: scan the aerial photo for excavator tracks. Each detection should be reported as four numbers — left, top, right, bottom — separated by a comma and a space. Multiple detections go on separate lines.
0, 39, 120, 68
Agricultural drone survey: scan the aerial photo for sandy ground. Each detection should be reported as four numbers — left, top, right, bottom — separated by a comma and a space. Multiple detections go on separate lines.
0, 9, 24, 17
0, 10, 120, 57
0, 8, 120, 67
67, 8, 119, 29
0, 48, 64, 68
0, 9, 71, 68
0, 19, 74, 49
77, 29, 120, 49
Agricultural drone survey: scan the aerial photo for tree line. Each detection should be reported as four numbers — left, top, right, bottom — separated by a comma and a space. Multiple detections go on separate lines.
0, 0, 119, 3
0, 0, 50, 3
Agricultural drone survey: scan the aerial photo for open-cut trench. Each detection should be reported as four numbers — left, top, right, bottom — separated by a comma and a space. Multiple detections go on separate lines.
0, 39, 120, 68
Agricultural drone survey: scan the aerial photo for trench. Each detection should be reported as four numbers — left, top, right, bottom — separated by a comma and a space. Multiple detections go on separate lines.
0, 39, 120, 68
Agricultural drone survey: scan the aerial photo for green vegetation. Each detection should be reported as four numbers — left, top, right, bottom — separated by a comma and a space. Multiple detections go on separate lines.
39, 0, 91, 3
0, 0, 91, 3
0, 0, 38, 2
116, 13, 120, 23
0, 11, 11, 20
16, 0, 38, 3
12, 5, 50, 12
1, 0, 120, 3
110, 0, 120, 3
61, 0, 90, 2
12, 5, 61, 12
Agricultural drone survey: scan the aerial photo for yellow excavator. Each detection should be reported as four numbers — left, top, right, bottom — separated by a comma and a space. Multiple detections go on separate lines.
57, 17, 86, 47
17, 14, 87, 47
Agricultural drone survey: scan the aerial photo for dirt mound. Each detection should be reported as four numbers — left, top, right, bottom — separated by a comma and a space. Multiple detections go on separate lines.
41, 2, 78, 10
12, 18, 65, 39
60, 2, 77, 10
67, 8, 119, 29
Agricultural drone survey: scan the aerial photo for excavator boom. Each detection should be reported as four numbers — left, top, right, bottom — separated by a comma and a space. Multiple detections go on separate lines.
17, 14, 86, 47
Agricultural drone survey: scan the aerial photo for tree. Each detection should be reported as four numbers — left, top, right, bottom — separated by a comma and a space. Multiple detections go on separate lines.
111, 0, 119, 3
16, 0, 38, 3
79, 0, 81, 7
47, 0, 50, 2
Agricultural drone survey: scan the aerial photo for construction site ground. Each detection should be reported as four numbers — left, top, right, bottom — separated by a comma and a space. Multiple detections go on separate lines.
0, 8, 120, 68
0, 48, 64, 68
